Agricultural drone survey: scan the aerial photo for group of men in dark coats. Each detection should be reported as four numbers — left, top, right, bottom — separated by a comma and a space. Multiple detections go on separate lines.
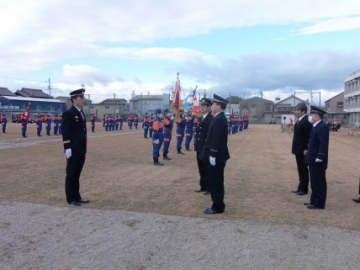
292, 103, 330, 209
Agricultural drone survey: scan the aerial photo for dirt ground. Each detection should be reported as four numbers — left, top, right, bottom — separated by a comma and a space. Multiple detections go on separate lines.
1, 122, 359, 230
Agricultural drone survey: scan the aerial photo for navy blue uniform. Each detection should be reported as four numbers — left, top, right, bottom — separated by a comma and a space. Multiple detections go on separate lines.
62, 105, 87, 204
1, 114, 7, 133
304, 120, 329, 209
201, 111, 230, 213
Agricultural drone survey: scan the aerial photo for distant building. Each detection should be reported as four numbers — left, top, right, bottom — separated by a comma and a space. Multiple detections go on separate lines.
83, 98, 129, 119
325, 92, 349, 124
239, 96, 274, 123
274, 95, 308, 116
0, 96, 66, 116
0, 87, 16, 96
226, 104, 241, 116
15, 88, 53, 99
344, 70, 360, 125
129, 93, 170, 117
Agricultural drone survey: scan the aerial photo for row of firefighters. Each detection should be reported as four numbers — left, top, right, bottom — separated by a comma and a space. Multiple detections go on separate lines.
0, 113, 63, 137
99, 113, 250, 135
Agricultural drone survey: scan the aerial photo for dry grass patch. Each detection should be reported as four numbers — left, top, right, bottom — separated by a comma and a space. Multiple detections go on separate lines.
1, 122, 360, 230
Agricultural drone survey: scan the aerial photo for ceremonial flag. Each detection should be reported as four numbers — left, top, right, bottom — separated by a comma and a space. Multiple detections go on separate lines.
23, 103, 31, 121
94, 109, 98, 118
182, 89, 196, 112
192, 93, 199, 115
173, 73, 181, 110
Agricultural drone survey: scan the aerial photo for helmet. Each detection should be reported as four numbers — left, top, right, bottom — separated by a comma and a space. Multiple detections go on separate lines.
164, 109, 169, 113
155, 108, 162, 114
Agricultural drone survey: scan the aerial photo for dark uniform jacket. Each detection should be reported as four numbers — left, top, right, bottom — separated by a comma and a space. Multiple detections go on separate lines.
292, 114, 313, 155
62, 105, 87, 153
304, 120, 329, 167
194, 113, 213, 155
201, 111, 230, 163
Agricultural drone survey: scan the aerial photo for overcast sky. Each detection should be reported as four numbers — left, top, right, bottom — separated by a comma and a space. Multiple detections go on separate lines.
0, 0, 359, 105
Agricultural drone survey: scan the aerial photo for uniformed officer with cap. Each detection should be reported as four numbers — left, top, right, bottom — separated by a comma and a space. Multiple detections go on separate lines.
194, 97, 213, 194
304, 105, 329, 209
62, 89, 89, 206
201, 94, 230, 214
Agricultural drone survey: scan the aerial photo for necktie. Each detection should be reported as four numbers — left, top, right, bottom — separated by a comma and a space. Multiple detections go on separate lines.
80, 109, 84, 121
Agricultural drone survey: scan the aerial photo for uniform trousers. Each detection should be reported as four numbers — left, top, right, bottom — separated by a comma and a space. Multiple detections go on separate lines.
65, 152, 86, 203
196, 153, 208, 191
207, 161, 226, 212
295, 154, 309, 193
176, 129, 184, 150
163, 130, 171, 154
309, 163, 327, 208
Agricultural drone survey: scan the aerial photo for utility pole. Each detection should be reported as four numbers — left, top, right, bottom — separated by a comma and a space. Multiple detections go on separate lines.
113, 93, 116, 115
48, 78, 52, 97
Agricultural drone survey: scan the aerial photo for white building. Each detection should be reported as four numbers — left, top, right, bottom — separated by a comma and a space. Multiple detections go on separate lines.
129, 93, 170, 117
344, 70, 360, 125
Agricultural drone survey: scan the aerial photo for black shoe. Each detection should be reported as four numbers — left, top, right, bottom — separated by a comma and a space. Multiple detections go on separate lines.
204, 191, 211, 195
177, 150, 185, 155
352, 197, 360, 203
194, 189, 205, 192
291, 190, 299, 193
77, 199, 89, 203
23, 135, 27, 138
185, 148, 192, 151
69, 201, 81, 206
163, 156, 172, 160
304, 202, 311, 206
154, 161, 163, 166
307, 205, 324, 210
296, 191, 307, 196
203, 208, 223, 214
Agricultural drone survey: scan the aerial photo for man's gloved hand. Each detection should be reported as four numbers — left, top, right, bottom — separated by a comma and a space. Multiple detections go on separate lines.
65, 148, 72, 159
315, 158, 323, 162
209, 156, 216, 166
153, 139, 160, 144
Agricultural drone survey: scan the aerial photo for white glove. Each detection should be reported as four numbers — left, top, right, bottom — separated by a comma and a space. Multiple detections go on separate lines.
65, 148, 72, 159
153, 139, 160, 144
315, 158, 322, 162
209, 156, 216, 166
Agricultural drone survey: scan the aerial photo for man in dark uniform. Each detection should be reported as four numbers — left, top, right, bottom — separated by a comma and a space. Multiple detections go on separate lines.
162, 109, 173, 160
1, 113, 8, 133
62, 89, 89, 206
21, 114, 28, 138
36, 115, 43, 136
304, 105, 329, 210
152, 109, 164, 166
201, 94, 230, 214
291, 103, 313, 196
176, 109, 186, 154
194, 98, 213, 194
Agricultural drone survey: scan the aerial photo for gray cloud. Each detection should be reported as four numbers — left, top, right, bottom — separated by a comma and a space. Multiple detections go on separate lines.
174, 50, 360, 98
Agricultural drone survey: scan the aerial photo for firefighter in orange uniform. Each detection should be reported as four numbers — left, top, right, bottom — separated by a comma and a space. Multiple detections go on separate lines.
152, 109, 164, 166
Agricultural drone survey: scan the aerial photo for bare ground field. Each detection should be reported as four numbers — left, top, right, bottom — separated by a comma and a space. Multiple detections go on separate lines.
1, 122, 360, 230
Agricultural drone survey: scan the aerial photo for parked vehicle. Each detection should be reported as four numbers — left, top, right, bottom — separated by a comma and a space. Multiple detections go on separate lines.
269, 119, 277, 124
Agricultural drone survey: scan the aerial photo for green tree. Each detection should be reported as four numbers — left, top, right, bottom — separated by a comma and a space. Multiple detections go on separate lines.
226, 96, 242, 104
